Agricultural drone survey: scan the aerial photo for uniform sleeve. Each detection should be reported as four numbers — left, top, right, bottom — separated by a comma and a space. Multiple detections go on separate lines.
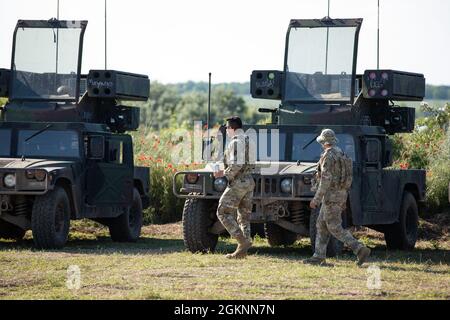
224, 139, 244, 182
312, 153, 333, 204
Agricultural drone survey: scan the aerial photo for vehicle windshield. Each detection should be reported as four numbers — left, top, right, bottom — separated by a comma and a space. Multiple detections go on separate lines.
17, 130, 80, 158
211, 129, 355, 163
11, 22, 83, 101
256, 130, 286, 161
284, 25, 357, 102
292, 133, 356, 162
0, 130, 12, 157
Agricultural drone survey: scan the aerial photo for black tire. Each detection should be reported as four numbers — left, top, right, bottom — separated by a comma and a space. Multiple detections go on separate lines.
384, 191, 418, 250
0, 219, 26, 241
309, 208, 344, 257
32, 186, 71, 249
264, 222, 297, 247
182, 198, 218, 253
109, 188, 143, 242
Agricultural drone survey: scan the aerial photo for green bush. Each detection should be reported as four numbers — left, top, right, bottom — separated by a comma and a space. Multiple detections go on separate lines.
426, 129, 450, 211
391, 102, 450, 212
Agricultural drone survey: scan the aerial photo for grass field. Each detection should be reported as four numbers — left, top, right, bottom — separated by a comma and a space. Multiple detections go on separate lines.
0, 219, 448, 300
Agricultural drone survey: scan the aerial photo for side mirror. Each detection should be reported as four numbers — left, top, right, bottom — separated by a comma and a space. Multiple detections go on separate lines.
87, 136, 105, 160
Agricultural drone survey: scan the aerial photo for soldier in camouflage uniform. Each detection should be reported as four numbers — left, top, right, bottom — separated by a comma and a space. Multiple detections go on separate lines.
215, 116, 255, 259
304, 129, 371, 266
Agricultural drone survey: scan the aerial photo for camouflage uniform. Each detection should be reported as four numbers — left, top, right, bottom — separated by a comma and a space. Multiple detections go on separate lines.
216, 131, 255, 242
310, 129, 367, 261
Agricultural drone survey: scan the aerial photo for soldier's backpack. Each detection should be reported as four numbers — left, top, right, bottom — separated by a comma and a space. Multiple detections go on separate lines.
337, 150, 353, 190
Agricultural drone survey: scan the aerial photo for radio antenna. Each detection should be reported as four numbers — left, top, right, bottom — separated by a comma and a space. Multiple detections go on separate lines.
55, 0, 60, 74
104, 0, 108, 69
377, 0, 380, 69
207, 72, 212, 147
324, 0, 330, 74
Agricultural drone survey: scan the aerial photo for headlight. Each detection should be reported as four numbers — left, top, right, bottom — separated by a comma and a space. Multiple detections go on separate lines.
34, 170, 47, 181
26, 170, 35, 179
303, 176, 312, 185
280, 178, 292, 193
185, 173, 199, 184
3, 174, 16, 188
25, 169, 47, 181
213, 177, 228, 192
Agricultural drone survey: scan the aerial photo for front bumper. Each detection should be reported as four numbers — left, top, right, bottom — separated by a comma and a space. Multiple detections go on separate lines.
173, 171, 315, 201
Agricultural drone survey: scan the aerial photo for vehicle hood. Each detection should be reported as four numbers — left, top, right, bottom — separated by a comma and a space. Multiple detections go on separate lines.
0, 158, 75, 170
193, 161, 317, 175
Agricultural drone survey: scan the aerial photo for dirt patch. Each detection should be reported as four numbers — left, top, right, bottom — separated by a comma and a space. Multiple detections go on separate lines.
353, 226, 385, 240
141, 223, 182, 238
0, 278, 44, 288
419, 213, 449, 241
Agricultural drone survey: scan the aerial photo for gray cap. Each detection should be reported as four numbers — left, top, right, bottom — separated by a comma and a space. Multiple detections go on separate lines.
316, 128, 338, 145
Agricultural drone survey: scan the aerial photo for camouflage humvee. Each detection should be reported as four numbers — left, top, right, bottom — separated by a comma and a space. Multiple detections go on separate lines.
0, 19, 150, 249
174, 17, 426, 256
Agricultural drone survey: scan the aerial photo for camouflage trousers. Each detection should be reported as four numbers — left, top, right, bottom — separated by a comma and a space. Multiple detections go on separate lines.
217, 176, 255, 241
313, 192, 364, 259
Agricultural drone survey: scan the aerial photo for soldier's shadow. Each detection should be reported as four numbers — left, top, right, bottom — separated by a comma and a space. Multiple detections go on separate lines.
216, 239, 449, 266
215, 239, 313, 260
0, 236, 186, 255
360, 245, 450, 267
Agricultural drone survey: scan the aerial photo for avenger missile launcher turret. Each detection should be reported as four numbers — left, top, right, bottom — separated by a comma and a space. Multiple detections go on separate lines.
175, 17, 425, 254
0, 19, 150, 249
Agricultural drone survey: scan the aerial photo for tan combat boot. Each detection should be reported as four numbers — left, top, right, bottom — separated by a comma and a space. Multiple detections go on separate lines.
356, 246, 371, 266
226, 234, 252, 259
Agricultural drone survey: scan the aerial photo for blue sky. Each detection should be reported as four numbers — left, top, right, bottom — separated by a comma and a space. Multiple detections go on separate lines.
1, 0, 449, 85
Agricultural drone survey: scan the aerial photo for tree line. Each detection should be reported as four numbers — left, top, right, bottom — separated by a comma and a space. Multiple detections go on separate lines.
137, 81, 265, 130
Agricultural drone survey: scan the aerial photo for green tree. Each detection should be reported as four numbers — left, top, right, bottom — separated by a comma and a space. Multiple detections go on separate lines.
140, 81, 181, 130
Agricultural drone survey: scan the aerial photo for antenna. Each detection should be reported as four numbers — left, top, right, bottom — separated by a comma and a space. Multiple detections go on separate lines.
207, 72, 212, 146
104, 0, 107, 69
324, 0, 330, 74
55, 0, 60, 74
377, 0, 380, 69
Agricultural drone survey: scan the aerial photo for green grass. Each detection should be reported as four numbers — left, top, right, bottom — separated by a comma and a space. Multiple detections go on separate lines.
0, 222, 448, 300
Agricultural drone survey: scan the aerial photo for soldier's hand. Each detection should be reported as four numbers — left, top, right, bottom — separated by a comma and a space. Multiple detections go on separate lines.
214, 170, 224, 178
309, 200, 318, 209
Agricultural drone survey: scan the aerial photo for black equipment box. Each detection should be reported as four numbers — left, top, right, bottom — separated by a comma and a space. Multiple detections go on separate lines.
87, 70, 149, 101
362, 69, 425, 101
250, 70, 283, 100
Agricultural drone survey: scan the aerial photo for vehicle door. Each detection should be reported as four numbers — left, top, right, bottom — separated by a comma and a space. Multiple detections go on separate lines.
86, 134, 133, 207
360, 138, 384, 224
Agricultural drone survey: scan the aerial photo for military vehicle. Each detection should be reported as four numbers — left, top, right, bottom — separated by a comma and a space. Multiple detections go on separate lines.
174, 17, 426, 255
0, 19, 150, 249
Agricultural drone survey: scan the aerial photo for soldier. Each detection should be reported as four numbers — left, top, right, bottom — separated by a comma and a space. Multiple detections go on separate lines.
304, 129, 371, 266
215, 116, 255, 259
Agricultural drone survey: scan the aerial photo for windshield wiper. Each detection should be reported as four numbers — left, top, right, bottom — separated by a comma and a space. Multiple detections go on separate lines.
21, 124, 53, 161
302, 134, 320, 150
25, 124, 53, 142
